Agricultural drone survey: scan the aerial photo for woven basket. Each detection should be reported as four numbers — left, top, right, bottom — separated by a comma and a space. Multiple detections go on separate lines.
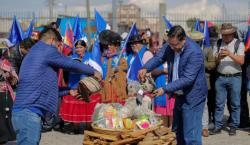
91, 124, 132, 136
91, 120, 163, 136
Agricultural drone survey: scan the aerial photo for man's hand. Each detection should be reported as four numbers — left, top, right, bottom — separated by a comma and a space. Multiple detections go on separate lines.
220, 48, 232, 57
69, 89, 78, 96
94, 71, 102, 81
153, 88, 165, 96
163, 68, 168, 74
138, 69, 147, 82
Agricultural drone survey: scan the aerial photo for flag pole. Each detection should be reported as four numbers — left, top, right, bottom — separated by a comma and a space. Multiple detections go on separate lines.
86, 0, 91, 47
116, 22, 136, 66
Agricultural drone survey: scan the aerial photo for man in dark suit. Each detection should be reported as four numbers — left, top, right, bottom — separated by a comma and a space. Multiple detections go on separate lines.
139, 25, 207, 145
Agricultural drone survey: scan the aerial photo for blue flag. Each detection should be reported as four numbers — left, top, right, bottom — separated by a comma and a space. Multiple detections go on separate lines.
163, 16, 173, 29
89, 39, 103, 76
8, 16, 24, 45
88, 10, 111, 76
73, 14, 87, 41
94, 9, 109, 34
24, 19, 34, 39
194, 19, 202, 32
127, 53, 142, 81
203, 20, 211, 48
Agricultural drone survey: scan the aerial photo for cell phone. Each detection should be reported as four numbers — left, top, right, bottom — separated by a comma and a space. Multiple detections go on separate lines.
219, 48, 227, 55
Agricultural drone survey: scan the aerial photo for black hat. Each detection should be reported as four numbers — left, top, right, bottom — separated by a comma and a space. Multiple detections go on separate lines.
109, 32, 122, 45
99, 30, 121, 45
128, 34, 143, 44
75, 39, 87, 47
99, 30, 112, 45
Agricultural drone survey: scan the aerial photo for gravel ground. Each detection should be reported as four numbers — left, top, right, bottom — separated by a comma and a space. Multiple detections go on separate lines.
6, 98, 250, 145
38, 126, 250, 145
6, 117, 250, 145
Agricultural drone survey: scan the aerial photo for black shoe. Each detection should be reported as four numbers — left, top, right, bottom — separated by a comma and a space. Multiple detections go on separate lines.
42, 126, 52, 133
229, 127, 236, 136
53, 124, 63, 132
209, 128, 221, 135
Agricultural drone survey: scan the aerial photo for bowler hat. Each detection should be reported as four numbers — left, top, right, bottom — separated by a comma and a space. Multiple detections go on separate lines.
99, 30, 112, 45
128, 34, 143, 44
99, 30, 122, 45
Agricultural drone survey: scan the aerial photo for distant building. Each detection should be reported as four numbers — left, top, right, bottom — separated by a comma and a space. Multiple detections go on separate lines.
109, 3, 159, 33
118, 4, 141, 26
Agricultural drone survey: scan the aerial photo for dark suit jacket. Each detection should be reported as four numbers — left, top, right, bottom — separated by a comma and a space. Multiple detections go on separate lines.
143, 38, 208, 106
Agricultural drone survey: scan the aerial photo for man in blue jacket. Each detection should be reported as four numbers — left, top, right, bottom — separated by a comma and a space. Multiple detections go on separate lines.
139, 25, 207, 145
11, 27, 101, 145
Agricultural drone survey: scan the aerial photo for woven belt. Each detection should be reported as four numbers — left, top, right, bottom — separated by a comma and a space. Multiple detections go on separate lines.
218, 72, 242, 77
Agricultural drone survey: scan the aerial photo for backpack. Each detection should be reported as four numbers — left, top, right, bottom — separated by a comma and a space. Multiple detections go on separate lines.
216, 39, 241, 54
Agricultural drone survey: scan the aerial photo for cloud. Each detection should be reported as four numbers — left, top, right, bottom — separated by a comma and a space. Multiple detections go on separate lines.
69, 4, 112, 12
54, 3, 112, 17
168, 0, 221, 16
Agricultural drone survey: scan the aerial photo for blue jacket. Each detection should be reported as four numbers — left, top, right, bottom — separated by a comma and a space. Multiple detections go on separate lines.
13, 41, 96, 114
143, 38, 207, 106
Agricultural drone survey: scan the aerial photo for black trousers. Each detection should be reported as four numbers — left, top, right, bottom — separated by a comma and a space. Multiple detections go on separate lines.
0, 92, 15, 143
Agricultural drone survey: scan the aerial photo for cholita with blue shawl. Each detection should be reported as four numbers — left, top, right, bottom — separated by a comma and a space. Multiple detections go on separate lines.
60, 46, 101, 123
101, 52, 128, 103
99, 30, 128, 103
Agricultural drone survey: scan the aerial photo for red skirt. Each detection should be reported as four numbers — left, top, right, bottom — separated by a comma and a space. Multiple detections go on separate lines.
154, 106, 168, 116
60, 93, 101, 123
166, 96, 175, 116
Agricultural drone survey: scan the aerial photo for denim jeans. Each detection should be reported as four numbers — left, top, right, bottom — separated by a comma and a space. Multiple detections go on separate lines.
202, 98, 209, 129
173, 97, 205, 145
214, 76, 241, 129
12, 109, 42, 145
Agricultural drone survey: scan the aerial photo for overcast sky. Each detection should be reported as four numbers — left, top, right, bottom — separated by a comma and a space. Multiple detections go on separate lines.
0, 0, 248, 16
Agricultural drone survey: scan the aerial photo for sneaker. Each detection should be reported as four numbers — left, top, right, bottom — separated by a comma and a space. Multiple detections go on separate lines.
209, 128, 221, 135
229, 127, 236, 136
202, 129, 209, 137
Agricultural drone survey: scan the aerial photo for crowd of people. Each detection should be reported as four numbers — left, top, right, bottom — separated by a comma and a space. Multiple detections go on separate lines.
0, 20, 249, 145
